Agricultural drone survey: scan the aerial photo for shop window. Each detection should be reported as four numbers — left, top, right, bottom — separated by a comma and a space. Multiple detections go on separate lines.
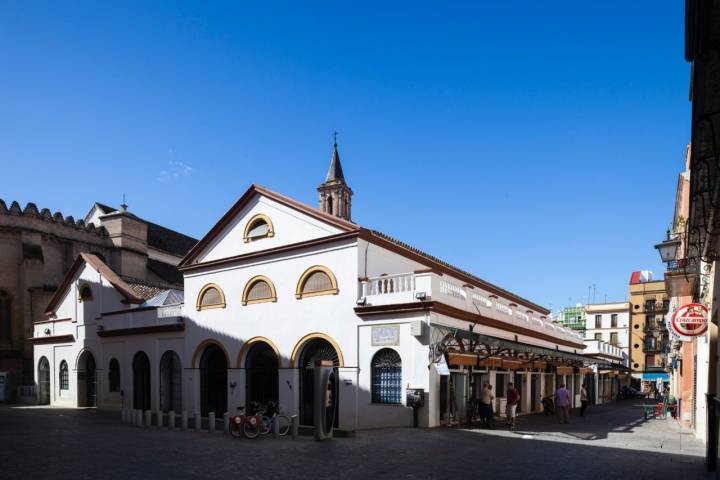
108, 358, 120, 392
59, 361, 69, 390
296, 266, 338, 299
371, 348, 402, 404
195, 284, 226, 311
242, 276, 277, 305
243, 214, 274, 242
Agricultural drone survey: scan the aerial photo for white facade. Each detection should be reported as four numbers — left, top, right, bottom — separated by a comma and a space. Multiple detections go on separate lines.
583, 302, 630, 367
33, 184, 588, 429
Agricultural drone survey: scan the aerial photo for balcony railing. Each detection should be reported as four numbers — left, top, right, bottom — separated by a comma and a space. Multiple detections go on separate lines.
643, 344, 663, 353
361, 272, 584, 344
644, 303, 670, 315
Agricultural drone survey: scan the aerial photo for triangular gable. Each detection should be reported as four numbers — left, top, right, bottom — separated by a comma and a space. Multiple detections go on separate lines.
45, 253, 143, 315
178, 184, 359, 268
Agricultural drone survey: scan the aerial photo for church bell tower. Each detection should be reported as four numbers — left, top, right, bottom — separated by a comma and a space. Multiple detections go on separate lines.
318, 137, 353, 221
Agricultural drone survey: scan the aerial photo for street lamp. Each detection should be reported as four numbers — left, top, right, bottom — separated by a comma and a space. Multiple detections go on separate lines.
654, 230, 681, 264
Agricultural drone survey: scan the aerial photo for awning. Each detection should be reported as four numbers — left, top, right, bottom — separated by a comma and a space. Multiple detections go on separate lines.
642, 373, 670, 381
431, 323, 589, 365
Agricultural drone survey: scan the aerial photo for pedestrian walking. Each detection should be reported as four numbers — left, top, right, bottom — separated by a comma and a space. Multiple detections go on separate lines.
480, 383, 495, 429
554, 384, 571, 424
580, 383, 588, 417
506, 382, 519, 430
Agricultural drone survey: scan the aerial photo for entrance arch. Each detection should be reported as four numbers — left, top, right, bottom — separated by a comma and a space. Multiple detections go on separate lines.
159, 350, 182, 412
199, 344, 228, 416
244, 342, 279, 407
37, 357, 50, 405
295, 336, 341, 426
77, 350, 97, 407
133, 351, 151, 410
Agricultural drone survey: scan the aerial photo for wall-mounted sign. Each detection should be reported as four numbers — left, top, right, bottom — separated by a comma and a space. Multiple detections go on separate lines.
671, 303, 708, 338
371, 325, 400, 346
435, 355, 450, 376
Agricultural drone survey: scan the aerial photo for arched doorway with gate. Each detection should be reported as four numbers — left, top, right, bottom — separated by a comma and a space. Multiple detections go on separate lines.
198, 343, 228, 417
293, 335, 342, 427
77, 350, 97, 407
244, 341, 279, 407
37, 357, 50, 405
133, 351, 151, 411
159, 350, 182, 412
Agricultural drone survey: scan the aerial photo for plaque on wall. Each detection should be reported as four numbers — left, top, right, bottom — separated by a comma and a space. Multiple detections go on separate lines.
371, 325, 400, 346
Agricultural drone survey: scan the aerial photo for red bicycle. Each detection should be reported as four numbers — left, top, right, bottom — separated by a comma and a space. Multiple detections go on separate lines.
229, 404, 263, 439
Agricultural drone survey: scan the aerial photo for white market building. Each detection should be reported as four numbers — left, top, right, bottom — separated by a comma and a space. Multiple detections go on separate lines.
32, 145, 591, 429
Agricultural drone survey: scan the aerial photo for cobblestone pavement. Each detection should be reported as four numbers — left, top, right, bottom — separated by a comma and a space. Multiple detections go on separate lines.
0, 400, 712, 480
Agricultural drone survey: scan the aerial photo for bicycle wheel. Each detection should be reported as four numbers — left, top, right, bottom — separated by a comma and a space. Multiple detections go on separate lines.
243, 416, 260, 439
275, 415, 291, 436
260, 416, 272, 435
229, 418, 243, 438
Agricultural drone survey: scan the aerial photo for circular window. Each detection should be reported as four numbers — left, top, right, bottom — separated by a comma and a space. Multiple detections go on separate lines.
634, 324, 640, 329
633, 363, 639, 369
634, 304, 639, 310
634, 344, 639, 349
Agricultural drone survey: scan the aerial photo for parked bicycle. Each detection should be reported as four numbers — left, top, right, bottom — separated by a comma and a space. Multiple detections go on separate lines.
259, 401, 291, 436
229, 402, 263, 439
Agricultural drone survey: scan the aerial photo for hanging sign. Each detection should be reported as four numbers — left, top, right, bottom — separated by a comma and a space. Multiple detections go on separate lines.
670, 303, 708, 338
435, 355, 450, 376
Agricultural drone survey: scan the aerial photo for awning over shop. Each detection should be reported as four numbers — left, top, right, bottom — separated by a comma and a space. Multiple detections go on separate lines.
430, 323, 589, 366
641, 373, 670, 381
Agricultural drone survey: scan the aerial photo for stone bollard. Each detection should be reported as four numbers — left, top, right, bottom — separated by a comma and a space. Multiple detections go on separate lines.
121, 408, 127, 423
144, 410, 152, 428
272, 415, 280, 439
208, 412, 216, 433
195, 412, 202, 432
169, 410, 176, 430
181, 411, 188, 431
135, 409, 142, 427
291, 415, 299, 440
155, 411, 162, 429
223, 412, 229, 435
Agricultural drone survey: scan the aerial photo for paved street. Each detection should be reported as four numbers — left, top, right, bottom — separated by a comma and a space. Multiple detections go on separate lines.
0, 400, 711, 480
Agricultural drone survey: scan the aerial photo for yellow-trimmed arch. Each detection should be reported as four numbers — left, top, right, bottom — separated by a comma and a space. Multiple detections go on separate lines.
241, 275, 277, 306
243, 213, 275, 243
195, 283, 227, 311
289, 332, 345, 368
295, 265, 339, 299
191, 339, 231, 368
236, 336, 282, 368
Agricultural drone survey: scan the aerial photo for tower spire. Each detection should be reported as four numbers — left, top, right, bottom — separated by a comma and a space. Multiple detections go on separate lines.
318, 134, 353, 221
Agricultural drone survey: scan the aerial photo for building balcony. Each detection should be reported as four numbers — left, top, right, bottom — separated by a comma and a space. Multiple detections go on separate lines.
642, 344, 663, 354
359, 272, 584, 344
97, 304, 184, 336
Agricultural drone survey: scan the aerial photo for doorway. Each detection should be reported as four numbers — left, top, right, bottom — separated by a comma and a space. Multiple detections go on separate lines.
133, 351, 151, 410
200, 344, 227, 417
77, 351, 97, 407
159, 350, 182, 412
37, 357, 50, 405
245, 342, 279, 407
298, 338, 339, 426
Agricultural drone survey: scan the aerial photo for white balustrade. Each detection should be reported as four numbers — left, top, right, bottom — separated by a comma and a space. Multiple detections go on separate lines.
366, 273, 416, 296
438, 279, 467, 300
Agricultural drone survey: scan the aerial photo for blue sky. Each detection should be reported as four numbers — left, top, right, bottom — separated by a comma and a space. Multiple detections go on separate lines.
1, 1, 689, 313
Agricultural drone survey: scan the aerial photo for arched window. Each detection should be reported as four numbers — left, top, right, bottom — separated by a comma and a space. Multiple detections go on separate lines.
0, 291, 10, 341
371, 348, 402, 404
195, 284, 226, 311
59, 360, 69, 391
242, 276, 277, 305
243, 214, 275, 243
295, 266, 338, 299
78, 284, 93, 302
108, 358, 120, 392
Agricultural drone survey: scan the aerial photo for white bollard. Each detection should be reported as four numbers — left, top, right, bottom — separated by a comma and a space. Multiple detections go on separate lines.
181, 411, 188, 431
272, 415, 279, 439
144, 410, 152, 428
195, 412, 202, 432
135, 409, 142, 427
169, 410, 176, 430
121, 408, 127, 423
291, 415, 299, 440
208, 412, 216, 433
223, 412, 229, 435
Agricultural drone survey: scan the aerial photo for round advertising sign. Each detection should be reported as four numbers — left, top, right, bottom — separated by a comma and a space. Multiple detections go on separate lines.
671, 303, 709, 337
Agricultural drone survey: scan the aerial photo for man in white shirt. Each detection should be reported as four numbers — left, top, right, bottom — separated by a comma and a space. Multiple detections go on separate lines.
580, 383, 589, 417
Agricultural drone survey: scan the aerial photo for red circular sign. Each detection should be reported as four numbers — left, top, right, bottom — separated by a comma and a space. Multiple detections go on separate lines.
671, 303, 709, 337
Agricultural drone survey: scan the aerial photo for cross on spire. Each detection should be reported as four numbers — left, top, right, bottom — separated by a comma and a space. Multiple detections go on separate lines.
333, 130, 339, 146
